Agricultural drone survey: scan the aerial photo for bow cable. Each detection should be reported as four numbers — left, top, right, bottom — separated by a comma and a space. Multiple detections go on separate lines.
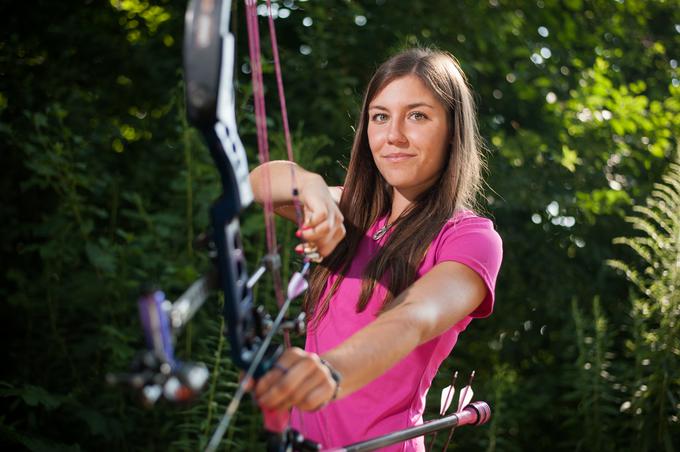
244, 0, 286, 313
264, 0, 306, 229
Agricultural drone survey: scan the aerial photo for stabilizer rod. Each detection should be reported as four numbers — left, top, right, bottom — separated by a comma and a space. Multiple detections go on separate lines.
326, 401, 491, 452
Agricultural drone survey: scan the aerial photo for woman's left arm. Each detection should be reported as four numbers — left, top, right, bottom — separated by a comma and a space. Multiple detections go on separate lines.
254, 261, 487, 411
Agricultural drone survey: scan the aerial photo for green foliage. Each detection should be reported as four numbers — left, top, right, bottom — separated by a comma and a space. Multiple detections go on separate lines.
607, 156, 680, 451
568, 297, 620, 452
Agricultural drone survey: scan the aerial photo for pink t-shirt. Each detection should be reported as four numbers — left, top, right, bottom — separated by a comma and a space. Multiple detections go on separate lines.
291, 210, 503, 451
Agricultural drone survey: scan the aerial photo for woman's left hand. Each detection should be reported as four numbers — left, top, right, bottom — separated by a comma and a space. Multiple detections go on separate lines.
254, 347, 338, 412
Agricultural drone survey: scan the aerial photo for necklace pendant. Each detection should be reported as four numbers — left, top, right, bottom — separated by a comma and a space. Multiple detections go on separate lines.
372, 224, 390, 241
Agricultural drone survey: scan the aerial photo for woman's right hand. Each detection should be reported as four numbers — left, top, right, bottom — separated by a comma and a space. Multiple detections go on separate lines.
249, 161, 345, 258
296, 176, 345, 258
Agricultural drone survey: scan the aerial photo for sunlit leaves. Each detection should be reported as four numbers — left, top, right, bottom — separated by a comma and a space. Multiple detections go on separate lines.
560, 145, 582, 172
109, 0, 172, 43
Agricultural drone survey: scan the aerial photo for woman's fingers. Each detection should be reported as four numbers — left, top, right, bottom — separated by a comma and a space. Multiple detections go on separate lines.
294, 185, 345, 258
303, 194, 343, 228
316, 223, 346, 257
296, 222, 345, 258
302, 206, 334, 230
254, 348, 306, 400
302, 211, 340, 238
262, 363, 325, 411
298, 210, 344, 247
254, 348, 336, 412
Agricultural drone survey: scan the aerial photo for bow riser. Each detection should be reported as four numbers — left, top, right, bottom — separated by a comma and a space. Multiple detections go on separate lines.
185, 0, 276, 377
211, 202, 275, 373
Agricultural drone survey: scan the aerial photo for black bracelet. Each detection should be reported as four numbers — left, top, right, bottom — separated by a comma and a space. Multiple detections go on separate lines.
319, 358, 342, 402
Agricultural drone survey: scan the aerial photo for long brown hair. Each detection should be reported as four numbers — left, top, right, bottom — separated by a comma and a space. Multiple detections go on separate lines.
304, 48, 486, 324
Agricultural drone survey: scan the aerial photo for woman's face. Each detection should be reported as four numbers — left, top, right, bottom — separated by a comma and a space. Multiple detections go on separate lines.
367, 74, 450, 199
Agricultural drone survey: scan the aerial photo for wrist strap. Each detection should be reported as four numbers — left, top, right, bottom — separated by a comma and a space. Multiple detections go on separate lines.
319, 358, 342, 402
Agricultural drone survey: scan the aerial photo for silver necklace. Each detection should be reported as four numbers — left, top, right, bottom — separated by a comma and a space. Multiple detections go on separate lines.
372, 220, 395, 241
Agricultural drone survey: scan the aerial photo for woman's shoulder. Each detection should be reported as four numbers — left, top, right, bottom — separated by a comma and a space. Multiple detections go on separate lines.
445, 209, 498, 230
433, 209, 502, 249
429, 209, 503, 270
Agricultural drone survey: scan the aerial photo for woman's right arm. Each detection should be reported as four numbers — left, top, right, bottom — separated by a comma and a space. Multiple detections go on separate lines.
249, 161, 345, 257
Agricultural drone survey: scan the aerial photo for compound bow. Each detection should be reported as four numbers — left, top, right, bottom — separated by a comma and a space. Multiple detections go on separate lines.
109, 1, 491, 450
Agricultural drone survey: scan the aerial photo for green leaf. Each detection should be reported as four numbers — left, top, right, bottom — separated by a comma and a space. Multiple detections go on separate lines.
85, 242, 117, 274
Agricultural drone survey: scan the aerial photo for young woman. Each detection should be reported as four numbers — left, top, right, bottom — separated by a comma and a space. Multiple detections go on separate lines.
249, 48, 503, 451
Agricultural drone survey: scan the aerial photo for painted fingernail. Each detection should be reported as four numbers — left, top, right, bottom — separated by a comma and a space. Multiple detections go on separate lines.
295, 230, 302, 238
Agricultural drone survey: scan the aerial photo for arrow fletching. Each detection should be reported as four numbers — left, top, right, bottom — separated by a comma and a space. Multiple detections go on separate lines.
440, 385, 455, 415
287, 262, 311, 300
457, 385, 474, 413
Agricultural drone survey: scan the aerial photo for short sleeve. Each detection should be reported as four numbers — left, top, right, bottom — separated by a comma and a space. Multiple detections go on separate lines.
434, 214, 503, 318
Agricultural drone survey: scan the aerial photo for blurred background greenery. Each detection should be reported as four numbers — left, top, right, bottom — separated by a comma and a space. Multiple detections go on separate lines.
1, 0, 678, 450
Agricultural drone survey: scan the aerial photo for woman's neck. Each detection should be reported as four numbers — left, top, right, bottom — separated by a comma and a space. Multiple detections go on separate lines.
388, 189, 413, 224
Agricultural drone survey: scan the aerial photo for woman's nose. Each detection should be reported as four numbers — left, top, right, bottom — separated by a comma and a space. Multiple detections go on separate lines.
386, 119, 408, 145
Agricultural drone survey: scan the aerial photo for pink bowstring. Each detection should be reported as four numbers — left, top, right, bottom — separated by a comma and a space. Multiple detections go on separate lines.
245, 0, 277, 255
265, 0, 304, 229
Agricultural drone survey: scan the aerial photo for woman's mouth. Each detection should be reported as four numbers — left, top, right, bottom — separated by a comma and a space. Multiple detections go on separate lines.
384, 153, 415, 162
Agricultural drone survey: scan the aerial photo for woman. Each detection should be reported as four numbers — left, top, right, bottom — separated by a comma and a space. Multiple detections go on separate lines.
249, 48, 503, 450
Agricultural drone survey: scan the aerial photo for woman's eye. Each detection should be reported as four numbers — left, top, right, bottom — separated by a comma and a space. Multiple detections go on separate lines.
371, 113, 388, 122
409, 111, 427, 121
